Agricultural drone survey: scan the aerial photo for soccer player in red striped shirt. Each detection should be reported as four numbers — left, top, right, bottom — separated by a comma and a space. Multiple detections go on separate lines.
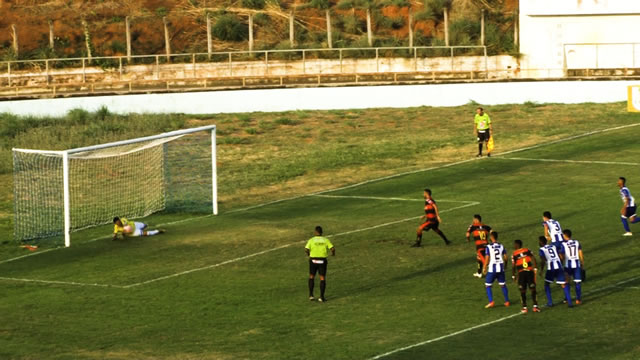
412, 188, 451, 247
466, 214, 491, 278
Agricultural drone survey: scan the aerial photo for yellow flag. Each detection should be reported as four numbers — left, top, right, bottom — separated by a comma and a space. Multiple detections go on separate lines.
487, 136, 494, 153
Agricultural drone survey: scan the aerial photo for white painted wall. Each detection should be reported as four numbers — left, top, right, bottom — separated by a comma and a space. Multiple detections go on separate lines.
0, 80, 637, 117
519, 0, 640, 76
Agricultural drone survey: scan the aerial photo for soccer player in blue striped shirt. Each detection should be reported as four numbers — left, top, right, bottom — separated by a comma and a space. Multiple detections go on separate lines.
542, 211, 564, 250
561, 229, 585, 305
618, 177, 640, 236
482, 232, 510, 308
538, 236, 572, 307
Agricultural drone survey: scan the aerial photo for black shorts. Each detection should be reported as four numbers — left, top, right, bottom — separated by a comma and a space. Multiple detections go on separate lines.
309, 258, 328, 276
477, 130, 490, 142
418, 221, 439, 233
517, 271, 536, 290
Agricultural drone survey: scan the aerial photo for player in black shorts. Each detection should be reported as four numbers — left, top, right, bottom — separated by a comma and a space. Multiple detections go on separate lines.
511, 239, 540, 314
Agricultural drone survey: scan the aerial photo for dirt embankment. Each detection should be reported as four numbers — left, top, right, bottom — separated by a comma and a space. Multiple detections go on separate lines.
0, 0, 518, 60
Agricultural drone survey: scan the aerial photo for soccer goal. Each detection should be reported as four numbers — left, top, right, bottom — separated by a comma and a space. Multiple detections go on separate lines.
12, 125, 217, 247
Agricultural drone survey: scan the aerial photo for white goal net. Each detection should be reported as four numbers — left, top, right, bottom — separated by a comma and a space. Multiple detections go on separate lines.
13, 125, 217, 247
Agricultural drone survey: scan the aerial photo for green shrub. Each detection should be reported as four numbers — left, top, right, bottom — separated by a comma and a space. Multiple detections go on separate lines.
213, 15, 249, 42
242, 0, 265, 9
67, 108, 90, 125
275, 117, 300, 126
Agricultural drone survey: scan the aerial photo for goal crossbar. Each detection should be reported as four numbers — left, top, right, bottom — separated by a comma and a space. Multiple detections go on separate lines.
13, 125, 217, 247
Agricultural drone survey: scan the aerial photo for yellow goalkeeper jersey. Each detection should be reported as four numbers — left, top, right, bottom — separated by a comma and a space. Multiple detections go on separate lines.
113, 217, 131, 234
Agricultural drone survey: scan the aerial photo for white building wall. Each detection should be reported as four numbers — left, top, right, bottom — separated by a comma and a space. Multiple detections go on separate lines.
519, 0, 640, 77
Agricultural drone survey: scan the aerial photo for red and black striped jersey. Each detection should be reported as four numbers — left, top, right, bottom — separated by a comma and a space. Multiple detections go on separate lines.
512, 248, 535, 273
467, 223, 491, 247
424, 199, 437, 222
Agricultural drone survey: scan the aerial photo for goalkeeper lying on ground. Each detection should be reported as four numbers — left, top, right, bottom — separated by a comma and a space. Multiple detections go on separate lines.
112, 217, 164, 240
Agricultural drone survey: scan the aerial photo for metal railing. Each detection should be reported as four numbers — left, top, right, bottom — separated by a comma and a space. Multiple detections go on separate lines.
0, 45, 488, 87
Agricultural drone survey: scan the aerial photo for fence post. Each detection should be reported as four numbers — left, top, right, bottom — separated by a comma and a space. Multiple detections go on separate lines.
119, 57, 123, 80
339, 49, 343, 73
303, 50, 306, 74
11, 24, 19, 57
228, 52, 232, 76
45, 60, 50, 85
82, 58, 86, 83
163, 17, 171, 63
480, 9, 485, 45
192, 53, 196, 78
414, 47, 417, 72
376, 48, 379, 72
265, 51, 268, 76
126, 16, 132, 61
408, 9, 413, 48
206, 15, 212, 61
289, 11, 295, 47
7, 62, 11, 87
49, 20, 55, 50
248, 14, 254, 52
81, 19, 92, 63
156, 55, 160, 79
444, 8, 449, 46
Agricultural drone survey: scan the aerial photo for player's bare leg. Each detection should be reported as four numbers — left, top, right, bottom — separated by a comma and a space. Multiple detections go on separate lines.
412, 229, 423, 247
433, 228, 451, 245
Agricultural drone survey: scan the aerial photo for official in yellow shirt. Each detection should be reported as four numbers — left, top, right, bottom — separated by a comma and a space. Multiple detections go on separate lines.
474, 107, 493, 157
305, 226, 335, 302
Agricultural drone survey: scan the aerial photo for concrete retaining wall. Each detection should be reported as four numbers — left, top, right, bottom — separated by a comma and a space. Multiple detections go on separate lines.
0, 80, 636, 117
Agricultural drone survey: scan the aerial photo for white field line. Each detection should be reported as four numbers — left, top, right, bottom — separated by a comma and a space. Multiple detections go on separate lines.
0, 248, 58, 265
0, 202, 479, 289
0, 276, 125, 288
3, 122, 638, 269
369, 275, 640, 360
494, 122, 640, 157
499, 157, 640, 166
312, 195, 476, 203
369, 313, 524, 360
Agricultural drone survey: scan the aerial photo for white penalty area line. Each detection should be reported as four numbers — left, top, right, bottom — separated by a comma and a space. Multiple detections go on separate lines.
0, 202, 480, 289
498, 157, 640, 166
369, 274, 640, 360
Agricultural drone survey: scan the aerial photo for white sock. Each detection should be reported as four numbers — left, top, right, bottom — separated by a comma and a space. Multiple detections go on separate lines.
146, 230, 159, 236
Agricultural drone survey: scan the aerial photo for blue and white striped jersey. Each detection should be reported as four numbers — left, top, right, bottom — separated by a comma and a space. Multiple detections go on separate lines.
485, 242, 506, 273
621, 186, 636, 207
543, 219, 563, 244
561, 239, 582, 269
539, 244, 563, 270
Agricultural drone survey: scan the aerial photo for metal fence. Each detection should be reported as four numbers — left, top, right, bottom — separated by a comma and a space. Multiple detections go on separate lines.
0, 45, 489, 87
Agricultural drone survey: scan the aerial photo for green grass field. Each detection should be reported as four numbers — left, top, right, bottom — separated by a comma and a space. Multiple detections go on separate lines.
1, 104, 640, 359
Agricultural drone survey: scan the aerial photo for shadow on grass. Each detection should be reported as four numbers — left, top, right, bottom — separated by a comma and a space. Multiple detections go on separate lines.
330, 254, 466, 301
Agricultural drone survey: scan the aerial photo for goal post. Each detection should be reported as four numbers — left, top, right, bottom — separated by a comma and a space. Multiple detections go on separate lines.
13, 125, 217, 247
